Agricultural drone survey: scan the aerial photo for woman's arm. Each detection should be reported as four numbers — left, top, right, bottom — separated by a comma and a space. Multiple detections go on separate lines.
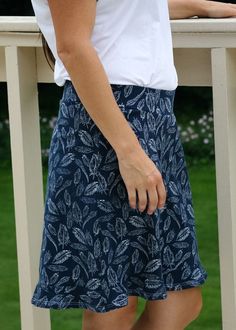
168, 0, 236, 19
47, 0, 167, 213
48, 0, 140, 157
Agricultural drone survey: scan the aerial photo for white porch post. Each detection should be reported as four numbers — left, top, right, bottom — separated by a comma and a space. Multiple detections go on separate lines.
5, 46, 51, 330
211, 47, 236, 330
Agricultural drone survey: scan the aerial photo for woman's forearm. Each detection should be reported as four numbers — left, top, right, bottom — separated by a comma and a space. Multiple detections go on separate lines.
168, 0, 236, 19
168, 0, 209, 19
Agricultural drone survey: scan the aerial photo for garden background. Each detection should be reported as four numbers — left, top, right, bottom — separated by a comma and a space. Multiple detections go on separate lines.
1, 0, 231, 329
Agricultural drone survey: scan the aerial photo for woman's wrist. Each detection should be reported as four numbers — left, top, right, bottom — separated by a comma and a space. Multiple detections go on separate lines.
115, 136, 143, 161
168, 0, 209, 19
194, 0, 212, 18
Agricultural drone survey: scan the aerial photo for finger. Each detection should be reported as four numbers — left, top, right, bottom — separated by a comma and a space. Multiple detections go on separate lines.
126, 185, 137, 209
156, 179, 167, 209
137, 187, 148, 212
146, 186, 159, 215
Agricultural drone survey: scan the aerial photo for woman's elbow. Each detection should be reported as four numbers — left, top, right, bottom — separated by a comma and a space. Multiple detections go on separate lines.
56, 38, 92, 63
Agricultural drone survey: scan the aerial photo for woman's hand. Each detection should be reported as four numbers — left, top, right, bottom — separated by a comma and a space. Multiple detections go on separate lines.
168, 0, 236, 19
117, 148, 167, 215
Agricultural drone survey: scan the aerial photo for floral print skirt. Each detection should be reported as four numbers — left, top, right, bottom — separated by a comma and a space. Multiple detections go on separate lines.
31, 80, 208, 313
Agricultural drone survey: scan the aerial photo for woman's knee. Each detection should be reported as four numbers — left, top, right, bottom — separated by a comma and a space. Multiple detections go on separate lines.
174, 287, 203, 326
82, 296, 138, 330
142, 287, 204, 329
190, 289, 203, 321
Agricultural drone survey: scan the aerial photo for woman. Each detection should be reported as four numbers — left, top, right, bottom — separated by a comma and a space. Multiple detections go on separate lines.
30, 0, 236, 329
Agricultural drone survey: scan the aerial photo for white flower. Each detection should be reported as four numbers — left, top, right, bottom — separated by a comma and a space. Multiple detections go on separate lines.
49, 116, 58, 128
203, 138, 209, 144
198, 118, 203, 124
208, 116, 213, 122
41, 148, 50, 157
191, 133, 199, 139
208, 133, 213, 138
181, 131, 188, 136
190, 120, 195, 125
201, 128, 206, 133
187, 127, 194, 133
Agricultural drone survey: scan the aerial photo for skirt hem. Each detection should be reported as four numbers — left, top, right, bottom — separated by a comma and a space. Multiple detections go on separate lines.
31, 273, 208, 313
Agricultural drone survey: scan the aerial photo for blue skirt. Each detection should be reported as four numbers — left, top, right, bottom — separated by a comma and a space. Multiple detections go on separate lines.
31, 80, 208, 313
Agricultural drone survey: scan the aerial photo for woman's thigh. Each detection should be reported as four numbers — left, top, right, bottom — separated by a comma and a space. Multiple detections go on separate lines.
82, 296, 139, 330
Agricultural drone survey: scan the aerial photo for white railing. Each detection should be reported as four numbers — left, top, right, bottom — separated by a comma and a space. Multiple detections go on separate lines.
0, 16, 236, 330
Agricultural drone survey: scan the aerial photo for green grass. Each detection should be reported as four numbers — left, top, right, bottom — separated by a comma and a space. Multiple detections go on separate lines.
0, 161, 221, 330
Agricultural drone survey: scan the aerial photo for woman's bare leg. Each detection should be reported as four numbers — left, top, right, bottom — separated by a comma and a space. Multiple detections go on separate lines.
82, 296, 138, 330
131, 287, 203, 330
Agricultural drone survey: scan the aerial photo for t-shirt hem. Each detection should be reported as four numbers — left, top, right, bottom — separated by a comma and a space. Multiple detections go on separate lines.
58, 76, 178, 92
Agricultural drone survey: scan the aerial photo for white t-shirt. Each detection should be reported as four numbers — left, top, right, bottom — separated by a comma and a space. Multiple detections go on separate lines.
31, 0, 178, 90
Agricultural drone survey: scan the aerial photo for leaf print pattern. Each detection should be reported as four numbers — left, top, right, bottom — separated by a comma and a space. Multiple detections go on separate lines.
31, 81, 208, 313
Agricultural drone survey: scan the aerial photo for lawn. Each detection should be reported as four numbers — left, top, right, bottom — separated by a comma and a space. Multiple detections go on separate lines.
0, 160, 221, 330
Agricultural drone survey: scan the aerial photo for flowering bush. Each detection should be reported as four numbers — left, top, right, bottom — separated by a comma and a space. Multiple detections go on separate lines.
39, 116, 57, 167
177, 109, 215, 165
